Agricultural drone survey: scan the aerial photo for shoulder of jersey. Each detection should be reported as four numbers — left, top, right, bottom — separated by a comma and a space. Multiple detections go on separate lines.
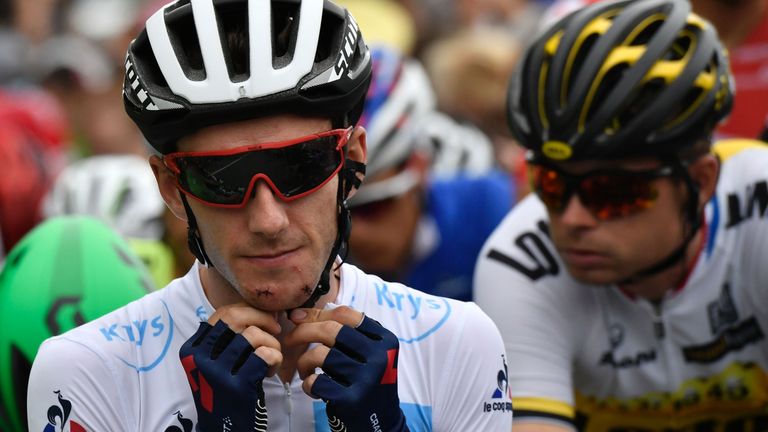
710, 139, 768, 233
39, 276, 194, 371
341, 263, 486, 345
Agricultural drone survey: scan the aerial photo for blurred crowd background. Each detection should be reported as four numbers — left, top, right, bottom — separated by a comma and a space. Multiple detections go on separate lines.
0, 0, 561, 288
1, 0, 768, 430
2, 0, 768, 294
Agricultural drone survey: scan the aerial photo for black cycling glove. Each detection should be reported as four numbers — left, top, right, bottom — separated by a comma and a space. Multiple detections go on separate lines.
313, 316, 409, 432
179, 321, 269, 432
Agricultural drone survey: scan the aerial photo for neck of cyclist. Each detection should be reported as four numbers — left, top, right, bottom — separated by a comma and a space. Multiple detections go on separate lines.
199, 263, 341, 323
618, 224, 705, 302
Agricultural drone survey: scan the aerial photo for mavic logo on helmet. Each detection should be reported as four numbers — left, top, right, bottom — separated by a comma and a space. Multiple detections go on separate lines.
542, 141, 572, 160
330, 12, 360, 82
125, 58, 158, 111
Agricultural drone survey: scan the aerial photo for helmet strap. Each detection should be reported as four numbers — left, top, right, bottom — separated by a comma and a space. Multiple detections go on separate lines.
617, 157, 701, 286
176, 157, 365, 308
297, 158, 364, 308
180, 194, 213, 267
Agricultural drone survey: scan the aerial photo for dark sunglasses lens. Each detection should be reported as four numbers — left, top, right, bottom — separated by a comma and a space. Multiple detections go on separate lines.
176, 158, 246, 205
530, 165, 567, 212
581, 174, 659, 220
175, 135, 342, 205
269, 135, 342, 197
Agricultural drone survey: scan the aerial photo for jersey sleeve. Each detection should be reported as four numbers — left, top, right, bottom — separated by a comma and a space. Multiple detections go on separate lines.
27, 337, 130, 432
473, 196, 583, 428
431, 303, 513, 432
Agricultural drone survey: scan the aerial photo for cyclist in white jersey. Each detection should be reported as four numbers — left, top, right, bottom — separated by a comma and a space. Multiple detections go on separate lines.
27, 1, 512, 431
474, 0, 768, 431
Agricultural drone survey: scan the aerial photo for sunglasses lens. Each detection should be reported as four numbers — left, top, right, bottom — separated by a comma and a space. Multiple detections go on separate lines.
529, 162, 663, 220
270, 136, 342, 198
529, 165, 568, 212
174, 134, 342, 205
581, 175, 658, 220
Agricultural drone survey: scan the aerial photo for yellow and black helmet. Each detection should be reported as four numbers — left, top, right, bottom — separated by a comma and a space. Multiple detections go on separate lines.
507, 0, 733, 161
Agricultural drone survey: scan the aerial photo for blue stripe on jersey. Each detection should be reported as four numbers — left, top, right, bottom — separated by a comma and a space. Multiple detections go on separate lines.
313, 401, 432, 431
707, 194, 720, 258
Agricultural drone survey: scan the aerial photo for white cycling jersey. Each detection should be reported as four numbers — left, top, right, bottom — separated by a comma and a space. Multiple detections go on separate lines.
28, 261, 512, 432
474, 142, 768, 431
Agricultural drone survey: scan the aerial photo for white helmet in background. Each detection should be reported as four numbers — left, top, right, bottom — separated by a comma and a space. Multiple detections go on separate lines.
43, 155, 165, 240
417, 111, 496, 178
360, 46, 436, 179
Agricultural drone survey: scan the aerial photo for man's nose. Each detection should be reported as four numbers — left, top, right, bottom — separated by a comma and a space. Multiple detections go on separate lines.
556, 194, 599, 229
246, 181, 290, 237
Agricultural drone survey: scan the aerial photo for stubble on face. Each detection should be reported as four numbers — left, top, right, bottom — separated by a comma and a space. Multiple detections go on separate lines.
178, 115, 341, 311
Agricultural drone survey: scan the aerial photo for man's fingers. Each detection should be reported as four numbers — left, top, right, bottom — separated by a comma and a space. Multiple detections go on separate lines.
284, 320, 343, 347
296, 345, 330, 380
254, 346, 283, 377
208, 303, 281, 335
302, 373, 319, 398
289, 305, 363, 328
241, 325, 281, 352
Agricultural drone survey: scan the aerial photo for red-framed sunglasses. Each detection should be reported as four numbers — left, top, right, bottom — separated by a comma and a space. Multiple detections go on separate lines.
163, 128, 352, 208
527, 157, 676, 220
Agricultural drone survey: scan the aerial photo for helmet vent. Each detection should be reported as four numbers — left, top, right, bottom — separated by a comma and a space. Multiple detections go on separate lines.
271, 2, 301, 68
133, 32, 169, 90
215, 2, 250, 82
314, 6, 344, 64
165, 5, 206, 81
662, 86, 704, 130
565, 33, 599, 103
625, 18, 664, 46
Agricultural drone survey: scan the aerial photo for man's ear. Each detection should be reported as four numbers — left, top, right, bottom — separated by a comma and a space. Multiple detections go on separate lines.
149, 155, 188, 222
344, 126, 367, 200
688, 153, 719, 209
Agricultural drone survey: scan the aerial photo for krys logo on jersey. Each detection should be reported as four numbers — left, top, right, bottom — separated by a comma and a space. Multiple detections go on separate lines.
357, 281, 452, 344
96, 299, 175, 372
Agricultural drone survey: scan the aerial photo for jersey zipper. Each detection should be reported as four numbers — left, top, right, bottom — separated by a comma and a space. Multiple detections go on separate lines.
284, 380, 292, 417
651, 302, 665, 339
647, 299, 677, 393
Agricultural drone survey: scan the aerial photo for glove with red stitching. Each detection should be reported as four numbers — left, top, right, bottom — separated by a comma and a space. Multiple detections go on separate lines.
179, 320, 269, 432
313, 316, 409, 432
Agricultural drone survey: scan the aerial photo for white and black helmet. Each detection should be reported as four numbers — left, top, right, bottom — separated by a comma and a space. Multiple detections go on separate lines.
123, 0, 372, 154
42, 155, 166, 241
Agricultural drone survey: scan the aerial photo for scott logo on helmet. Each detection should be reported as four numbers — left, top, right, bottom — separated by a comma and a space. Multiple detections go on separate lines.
330, 12, 360, 81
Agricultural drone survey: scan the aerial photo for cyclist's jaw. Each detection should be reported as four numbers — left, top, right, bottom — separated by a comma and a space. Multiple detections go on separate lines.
154, 115, 344, 312
546, 160, 688, 287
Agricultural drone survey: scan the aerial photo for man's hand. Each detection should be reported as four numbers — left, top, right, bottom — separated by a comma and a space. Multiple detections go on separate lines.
179, 303, 283, 432
287, 306, 409, 432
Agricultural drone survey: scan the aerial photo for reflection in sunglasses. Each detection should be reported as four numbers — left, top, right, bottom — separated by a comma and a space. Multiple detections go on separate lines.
528, 161, 676, 220
163, 128, 351, 208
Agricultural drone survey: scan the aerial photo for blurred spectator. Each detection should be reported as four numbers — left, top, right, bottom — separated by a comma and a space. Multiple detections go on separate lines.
42, 154, 195, 287
421, 26, 528, 184
64, 0, 142, 65
399, 0, 543, 54
0, 88, 68, 258
33, 35, 145, 156
3, 0, 60, 44
348, 47, 516, 300
334, 0, 417, 54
